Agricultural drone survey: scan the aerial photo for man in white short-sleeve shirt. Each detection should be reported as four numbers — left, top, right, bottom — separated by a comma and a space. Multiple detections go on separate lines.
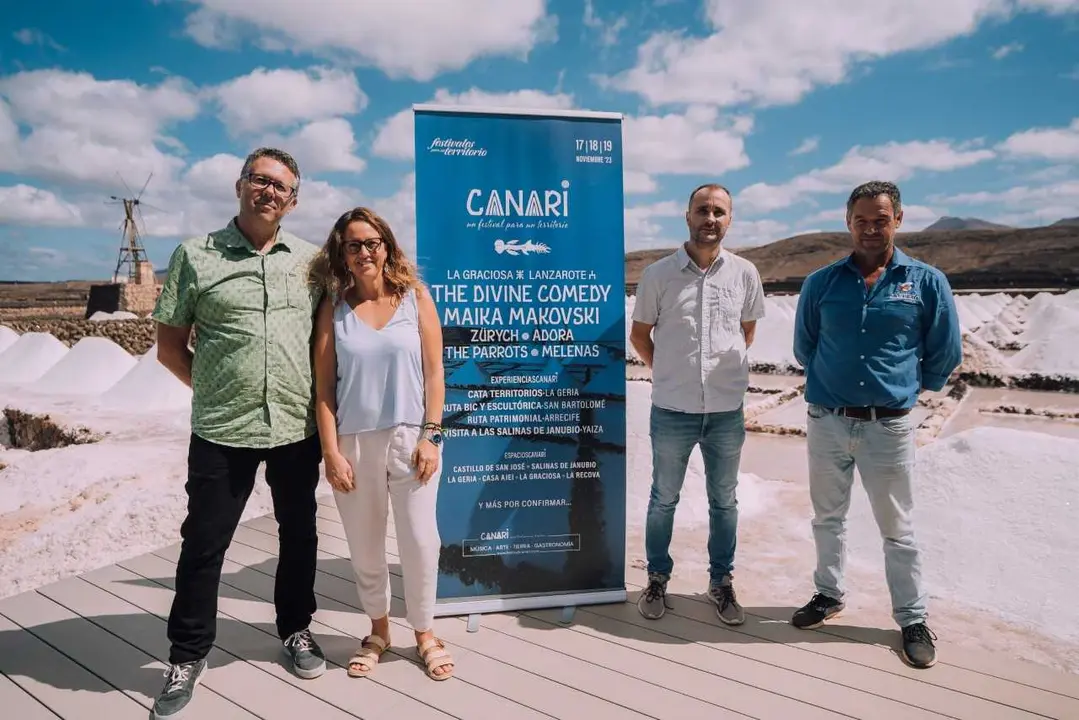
630, 182, 766, 626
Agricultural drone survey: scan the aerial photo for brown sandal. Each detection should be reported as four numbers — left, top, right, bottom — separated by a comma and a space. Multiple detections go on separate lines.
348, 635, 389, 677
417, 637, 454, 680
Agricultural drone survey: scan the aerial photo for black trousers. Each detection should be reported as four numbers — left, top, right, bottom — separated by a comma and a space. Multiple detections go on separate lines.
167, 432, 321, 664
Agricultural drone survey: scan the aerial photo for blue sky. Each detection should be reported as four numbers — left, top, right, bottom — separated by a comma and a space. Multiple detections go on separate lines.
1, 0, 1078, 281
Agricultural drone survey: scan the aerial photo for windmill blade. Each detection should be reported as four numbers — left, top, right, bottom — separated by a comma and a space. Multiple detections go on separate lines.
136, 172, 153, 200
115, 171, 136, 198
137, 201, 170, 214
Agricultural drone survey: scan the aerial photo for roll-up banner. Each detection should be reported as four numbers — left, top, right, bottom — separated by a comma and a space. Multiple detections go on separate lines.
413, 104, 627, 617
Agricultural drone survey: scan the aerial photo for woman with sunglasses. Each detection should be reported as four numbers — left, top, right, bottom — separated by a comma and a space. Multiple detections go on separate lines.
311, 207, 453, 681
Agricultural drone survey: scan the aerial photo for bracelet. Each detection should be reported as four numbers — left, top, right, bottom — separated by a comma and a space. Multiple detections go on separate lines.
422, 421, 441, 431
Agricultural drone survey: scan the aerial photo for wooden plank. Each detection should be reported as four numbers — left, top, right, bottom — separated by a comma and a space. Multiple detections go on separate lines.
0, 672, 61, 719
113, 552, 452, 720
578, 592, 1042, 720
207, 535, 657, 720
492, 607, 848, 720
314, 497, 1079, 706
153, 543, 554, 720
77, 562, 393, 720
0, 613, 146, 719
625, 569, 1079, 717
254, 506, 1079, 717
33, 575, 265, 719
2, 582, 257, 720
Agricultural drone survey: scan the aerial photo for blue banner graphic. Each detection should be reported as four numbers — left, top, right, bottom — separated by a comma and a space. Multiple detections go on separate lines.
413, 105, 627, 615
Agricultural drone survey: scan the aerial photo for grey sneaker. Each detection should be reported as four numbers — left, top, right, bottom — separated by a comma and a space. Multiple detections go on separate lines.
283, 628, 326, 679
709, 575, 745, 625
637, 573, 670, 619
151, 658, 207, 719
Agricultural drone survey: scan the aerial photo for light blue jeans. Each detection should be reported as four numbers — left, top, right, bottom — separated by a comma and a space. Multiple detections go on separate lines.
645, 403, 745, 583
806, 403, 927, 627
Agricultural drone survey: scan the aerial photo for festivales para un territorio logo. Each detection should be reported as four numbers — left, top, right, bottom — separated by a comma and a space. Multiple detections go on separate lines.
426, 137, 488, 156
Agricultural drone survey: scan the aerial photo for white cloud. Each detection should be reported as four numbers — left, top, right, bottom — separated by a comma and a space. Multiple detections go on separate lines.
736, 139, 995, 214
209, 66, 367, 134
927, 181, 1079, 209
0, 70, 198, 189
789, 137, 819, 156
624, 170, 658, 194
898, 204, 944, 229
0, 69, 199, 147
624, 200, 684, 251
603, 0, 1079, 107
622, 106, 752, 193
932, 180, 1079, 226
180, 0, 555, 81
259, 118, 366, 174
372, 88, 575, 161
583, 0, 629, 47
0, 185, 84, 226
12, 28, 65, 51
724, 219, 790, 248
624, 106, 751, 175
373, 93, 750, 197
997, 117, 1079, 161
992, 42, 1024, 59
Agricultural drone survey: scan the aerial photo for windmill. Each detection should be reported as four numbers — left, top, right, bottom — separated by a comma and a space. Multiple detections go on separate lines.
107, 172, 163, 284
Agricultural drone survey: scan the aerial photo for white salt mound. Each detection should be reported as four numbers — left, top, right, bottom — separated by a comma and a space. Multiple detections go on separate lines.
30, 336, 137, 395
89, 311, 139, 322
0, 332, 69, 384
1010, 332, 1079, 376
0, 326, 18, 355
99, 343, 192, 411
960, 332, 1011, 375
974, 319, 1017, 348
849, 427, 1079, 643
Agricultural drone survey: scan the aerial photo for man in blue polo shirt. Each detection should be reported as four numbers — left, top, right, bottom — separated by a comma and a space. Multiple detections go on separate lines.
791, 180, 962, 669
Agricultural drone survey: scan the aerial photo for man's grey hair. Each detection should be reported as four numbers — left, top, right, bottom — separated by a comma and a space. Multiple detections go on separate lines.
846, 180, 901, 217
240, 147, 301, 193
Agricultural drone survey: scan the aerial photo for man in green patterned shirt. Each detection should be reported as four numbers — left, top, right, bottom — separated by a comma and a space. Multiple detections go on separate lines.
150, 147, 327, 719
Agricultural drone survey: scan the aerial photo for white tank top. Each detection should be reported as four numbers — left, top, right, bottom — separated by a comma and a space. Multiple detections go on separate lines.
333, 288, 426, 435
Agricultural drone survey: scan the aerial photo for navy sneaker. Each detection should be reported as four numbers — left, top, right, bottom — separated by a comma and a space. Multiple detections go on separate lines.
791, 593, 845, 629
283, 628, 326, 679
901, 622, 938, 668
151, 658, 207, 719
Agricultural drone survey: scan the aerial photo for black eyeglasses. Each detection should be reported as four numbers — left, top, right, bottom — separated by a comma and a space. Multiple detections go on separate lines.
244, 172, 296, 198
343, 239, 383, 255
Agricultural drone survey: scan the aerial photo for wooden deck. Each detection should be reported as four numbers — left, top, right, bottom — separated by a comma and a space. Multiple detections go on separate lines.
1, 495, 1076, 719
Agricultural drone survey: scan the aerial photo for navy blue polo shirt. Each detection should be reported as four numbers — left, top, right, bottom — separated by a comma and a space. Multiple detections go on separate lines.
793, 247, 963, 410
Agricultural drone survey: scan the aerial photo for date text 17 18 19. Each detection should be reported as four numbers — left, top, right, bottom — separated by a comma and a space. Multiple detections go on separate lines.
575, 138, 613, 153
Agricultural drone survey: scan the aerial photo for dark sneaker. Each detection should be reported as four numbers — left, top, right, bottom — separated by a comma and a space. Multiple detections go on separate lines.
637, 573, 670, 619
283, 628, 326, 679
901, 622, 938, 668
708, 574, 745, 625
791, 593, 845, 629
151, 658, 207, 719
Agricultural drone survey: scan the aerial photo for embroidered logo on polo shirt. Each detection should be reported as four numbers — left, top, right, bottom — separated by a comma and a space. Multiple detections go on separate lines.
889, 280, 919, 303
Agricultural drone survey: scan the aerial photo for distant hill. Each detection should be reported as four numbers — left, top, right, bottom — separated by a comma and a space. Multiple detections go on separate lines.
1052, 217, 1079, 227
923, 216, 1012, 231
626, 224, 1079, 291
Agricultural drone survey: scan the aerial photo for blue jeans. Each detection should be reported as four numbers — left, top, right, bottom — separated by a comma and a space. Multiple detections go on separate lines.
645, 404, 745, 583
806, 403, 927, 627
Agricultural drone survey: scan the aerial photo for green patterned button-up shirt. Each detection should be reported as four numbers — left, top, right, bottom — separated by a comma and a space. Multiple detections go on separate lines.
153, 218, 323, 449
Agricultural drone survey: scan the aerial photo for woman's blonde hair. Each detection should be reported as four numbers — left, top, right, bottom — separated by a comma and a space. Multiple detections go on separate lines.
311, 206, 420, 301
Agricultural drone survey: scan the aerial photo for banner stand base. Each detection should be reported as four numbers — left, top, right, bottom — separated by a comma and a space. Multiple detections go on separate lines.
437, 588, 627, 633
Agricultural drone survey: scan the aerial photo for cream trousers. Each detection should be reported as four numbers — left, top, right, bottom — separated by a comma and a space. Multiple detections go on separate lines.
334, 424, 442, 632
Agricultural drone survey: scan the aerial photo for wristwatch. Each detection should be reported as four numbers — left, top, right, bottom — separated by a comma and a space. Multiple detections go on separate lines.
422, 423, 443, 446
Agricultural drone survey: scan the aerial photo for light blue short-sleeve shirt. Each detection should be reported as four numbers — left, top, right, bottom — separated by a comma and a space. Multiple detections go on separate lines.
633, 246, 766, 414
